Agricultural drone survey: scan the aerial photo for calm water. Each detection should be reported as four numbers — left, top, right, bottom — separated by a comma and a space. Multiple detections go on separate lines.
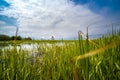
0, 42, 67, 55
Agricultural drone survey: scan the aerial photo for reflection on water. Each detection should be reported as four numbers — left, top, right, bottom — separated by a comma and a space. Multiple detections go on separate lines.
0, 42, 74, 64
0, 42, 68, 54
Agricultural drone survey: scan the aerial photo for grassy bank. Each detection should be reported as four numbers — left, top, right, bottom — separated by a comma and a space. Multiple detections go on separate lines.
0, 32, 120, 80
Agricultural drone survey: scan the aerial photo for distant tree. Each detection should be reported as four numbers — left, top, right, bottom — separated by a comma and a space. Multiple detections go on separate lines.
0, 34, 32, 41
11, 36, 22, 40
0, 34, 11, 41
23, 37, 32, 40
17, 36, 22, 40
11, 36, 15, 40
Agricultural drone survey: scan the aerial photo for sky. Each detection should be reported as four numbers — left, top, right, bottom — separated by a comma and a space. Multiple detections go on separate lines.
0, 0, 120, 39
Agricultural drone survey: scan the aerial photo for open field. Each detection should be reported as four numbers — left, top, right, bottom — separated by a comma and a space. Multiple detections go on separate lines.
0, 32, 120, 80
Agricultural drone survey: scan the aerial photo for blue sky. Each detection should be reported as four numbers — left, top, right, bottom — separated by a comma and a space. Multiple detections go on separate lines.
0, 0, 9, 7
73, 0, 120, 16
0, 0, 120, 39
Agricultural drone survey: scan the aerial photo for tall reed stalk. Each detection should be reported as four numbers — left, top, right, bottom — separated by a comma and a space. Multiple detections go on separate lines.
0, 30, 120, 80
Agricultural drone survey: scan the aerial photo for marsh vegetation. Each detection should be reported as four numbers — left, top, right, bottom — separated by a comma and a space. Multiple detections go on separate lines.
0, 31, 120, 80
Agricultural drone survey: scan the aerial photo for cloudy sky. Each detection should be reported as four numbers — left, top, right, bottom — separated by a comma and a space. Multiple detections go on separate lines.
0, 0, 120, 39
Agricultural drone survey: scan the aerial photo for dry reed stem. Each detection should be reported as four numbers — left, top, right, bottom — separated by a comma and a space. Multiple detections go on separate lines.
79, 31, 100, 47
73, 40, 120, 61
72, 63, 79, 80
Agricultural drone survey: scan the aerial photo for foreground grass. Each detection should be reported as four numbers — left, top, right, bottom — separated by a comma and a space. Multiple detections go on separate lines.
0, 32, 120, 80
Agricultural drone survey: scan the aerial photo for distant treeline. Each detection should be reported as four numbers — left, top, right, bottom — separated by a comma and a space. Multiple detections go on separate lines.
0, 34, 32, 41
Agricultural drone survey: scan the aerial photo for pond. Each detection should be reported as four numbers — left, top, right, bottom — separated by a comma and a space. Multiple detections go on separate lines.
0, 42, 68, 56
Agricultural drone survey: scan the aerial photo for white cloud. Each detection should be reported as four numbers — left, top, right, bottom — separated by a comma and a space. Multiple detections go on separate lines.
0, 20, 16, 35
0, 0, 113, 39
0, 26, 16, 35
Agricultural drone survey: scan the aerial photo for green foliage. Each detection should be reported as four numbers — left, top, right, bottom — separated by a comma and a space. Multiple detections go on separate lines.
11, 36, 22, 40
0, 34, 11, 41
23, 37, 32, 40
0, 32, 120, 80
0, 34, 32, 41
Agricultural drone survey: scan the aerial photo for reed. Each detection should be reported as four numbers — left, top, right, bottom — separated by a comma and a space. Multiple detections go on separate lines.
0, 31, 120, 80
